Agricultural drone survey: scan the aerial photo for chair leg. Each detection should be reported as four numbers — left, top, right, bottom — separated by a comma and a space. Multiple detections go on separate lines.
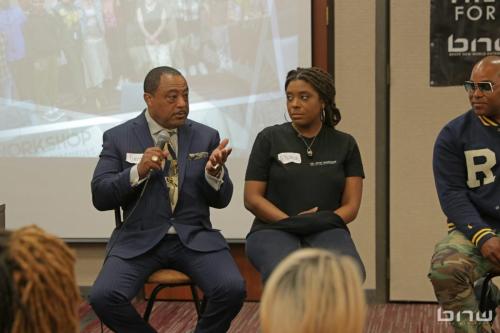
479, 273, 496, 314
189, 284, 203, 318
144, 284, 167, 322
200, 297, 207, 314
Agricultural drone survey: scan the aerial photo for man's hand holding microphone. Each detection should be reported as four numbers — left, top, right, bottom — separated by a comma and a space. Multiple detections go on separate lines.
137, 132, 170, 179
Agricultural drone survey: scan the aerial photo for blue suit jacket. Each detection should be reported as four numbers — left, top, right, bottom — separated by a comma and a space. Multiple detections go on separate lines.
91, 111, 233, 259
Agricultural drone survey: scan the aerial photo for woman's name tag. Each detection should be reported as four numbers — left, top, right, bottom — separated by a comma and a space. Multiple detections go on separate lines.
278, 152, 301, 164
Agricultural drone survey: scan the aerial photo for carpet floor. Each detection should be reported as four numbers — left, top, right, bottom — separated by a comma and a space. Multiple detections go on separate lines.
80, 301, 500, 333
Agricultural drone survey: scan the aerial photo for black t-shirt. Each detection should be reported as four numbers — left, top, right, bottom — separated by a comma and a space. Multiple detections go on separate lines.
245, 122, 364, 231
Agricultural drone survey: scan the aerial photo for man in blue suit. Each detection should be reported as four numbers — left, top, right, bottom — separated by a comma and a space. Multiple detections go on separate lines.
89, 66, 246, 333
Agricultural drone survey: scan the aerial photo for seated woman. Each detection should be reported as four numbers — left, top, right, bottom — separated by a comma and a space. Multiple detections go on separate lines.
244, 66, 365, 282
260, 248, 366, 333
0, 225, 80, 333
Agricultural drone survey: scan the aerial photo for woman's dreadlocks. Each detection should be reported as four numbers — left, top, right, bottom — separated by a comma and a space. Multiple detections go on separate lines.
0, 225, 80, 333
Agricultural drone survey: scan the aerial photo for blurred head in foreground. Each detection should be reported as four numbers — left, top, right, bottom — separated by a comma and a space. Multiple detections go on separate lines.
260, 248, 366, 333
0, 225, 80, 333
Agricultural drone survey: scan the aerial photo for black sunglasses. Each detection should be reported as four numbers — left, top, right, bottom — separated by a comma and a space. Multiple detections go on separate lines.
464, 81, 496, 94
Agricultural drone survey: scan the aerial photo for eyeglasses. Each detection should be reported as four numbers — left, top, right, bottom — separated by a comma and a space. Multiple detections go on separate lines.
464, 81, 496, 94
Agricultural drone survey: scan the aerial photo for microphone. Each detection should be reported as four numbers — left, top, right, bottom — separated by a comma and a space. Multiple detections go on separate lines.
149, 132, 169, 176
156, 131, 169, 150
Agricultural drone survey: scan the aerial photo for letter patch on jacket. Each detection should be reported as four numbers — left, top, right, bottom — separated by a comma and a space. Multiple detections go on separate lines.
464, 148, 496, 188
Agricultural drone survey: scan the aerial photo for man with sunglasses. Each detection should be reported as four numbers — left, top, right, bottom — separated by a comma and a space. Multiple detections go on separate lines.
429, 55, 500, 333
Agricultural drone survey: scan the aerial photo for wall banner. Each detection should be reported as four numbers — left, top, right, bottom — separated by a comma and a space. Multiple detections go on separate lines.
430, 0, 500, 86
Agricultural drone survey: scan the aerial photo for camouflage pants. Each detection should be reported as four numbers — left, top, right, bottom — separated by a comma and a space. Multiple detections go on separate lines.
429, 230, 496, 333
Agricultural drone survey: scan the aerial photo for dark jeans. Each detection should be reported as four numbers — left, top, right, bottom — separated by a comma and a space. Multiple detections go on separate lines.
246, 228, 366, 283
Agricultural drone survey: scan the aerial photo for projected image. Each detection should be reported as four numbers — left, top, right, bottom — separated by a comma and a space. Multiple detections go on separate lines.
0, 0, 310, 157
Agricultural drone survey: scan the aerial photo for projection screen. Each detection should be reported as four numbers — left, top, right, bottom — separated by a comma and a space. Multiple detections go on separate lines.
0, 0, 311, 239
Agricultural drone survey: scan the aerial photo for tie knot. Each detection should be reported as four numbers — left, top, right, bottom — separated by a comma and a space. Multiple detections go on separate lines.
163, 130, 177, 158
155, 128, 175, 135
156, 130, 175, 145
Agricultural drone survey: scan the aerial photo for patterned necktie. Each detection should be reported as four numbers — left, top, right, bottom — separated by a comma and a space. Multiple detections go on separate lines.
164, 130, 178, 211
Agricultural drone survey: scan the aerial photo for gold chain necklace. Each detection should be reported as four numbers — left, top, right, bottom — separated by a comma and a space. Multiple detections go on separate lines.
291, 123, 321, 158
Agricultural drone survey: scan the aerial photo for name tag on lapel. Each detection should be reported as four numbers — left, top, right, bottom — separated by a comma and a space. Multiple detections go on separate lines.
188, 152, 209, 160
126, 153, 143, 164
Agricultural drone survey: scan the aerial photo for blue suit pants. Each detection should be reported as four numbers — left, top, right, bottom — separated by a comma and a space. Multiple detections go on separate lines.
90, 235, 246, 333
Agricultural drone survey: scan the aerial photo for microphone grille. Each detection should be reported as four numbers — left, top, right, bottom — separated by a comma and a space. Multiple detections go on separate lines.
156, 132, 169, 150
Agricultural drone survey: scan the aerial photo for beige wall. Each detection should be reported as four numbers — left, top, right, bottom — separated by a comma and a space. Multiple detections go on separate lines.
71, 244, 106, 287
335, 0, 376, 290
390, 1, 470, 301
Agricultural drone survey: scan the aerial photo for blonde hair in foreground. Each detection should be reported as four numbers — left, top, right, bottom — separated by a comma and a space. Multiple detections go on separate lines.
260, 249, 366, 333
2, 225, 80, 333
